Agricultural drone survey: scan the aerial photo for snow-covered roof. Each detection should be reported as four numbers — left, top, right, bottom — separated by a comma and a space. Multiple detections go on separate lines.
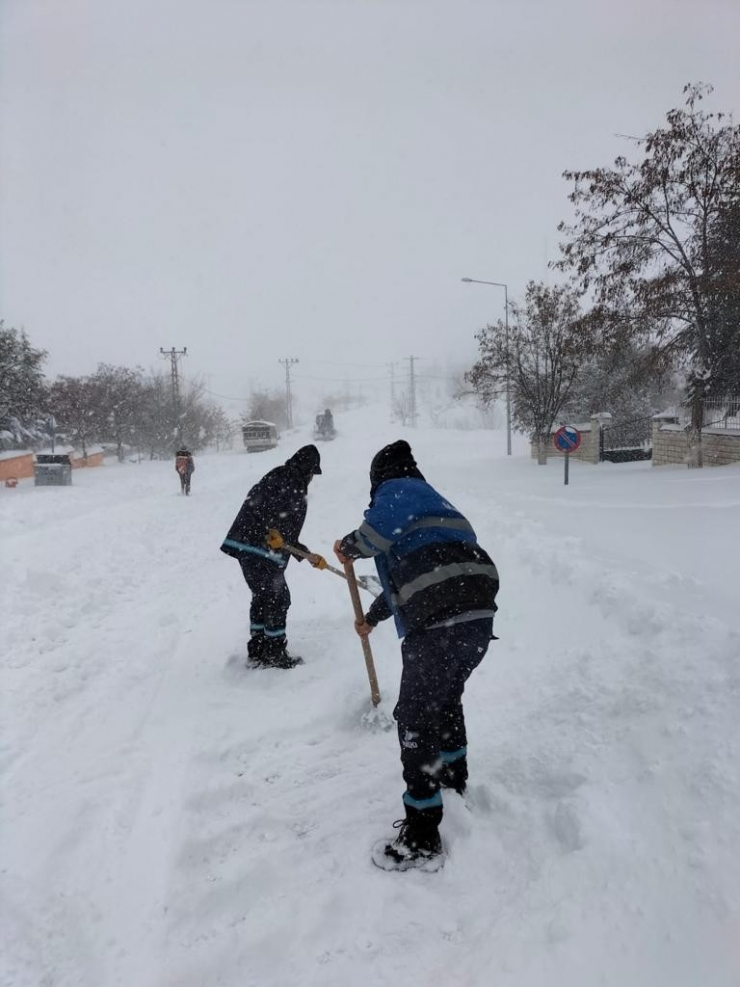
242, 420, 276, 428
34, 444, 105, 457
0, 449, 34, 461
548, 421, 592, 433
36, 445, 76, 457
703, 426, 740, 437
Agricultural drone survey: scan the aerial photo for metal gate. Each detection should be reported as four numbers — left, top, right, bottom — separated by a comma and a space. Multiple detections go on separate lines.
599, 416, 653, 463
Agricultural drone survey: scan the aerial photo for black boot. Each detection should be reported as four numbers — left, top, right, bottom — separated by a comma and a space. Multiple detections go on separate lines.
247, 634, 265, 664
439, 756, 468, 795
374, 805, 443, 871
261, 636, 303, 669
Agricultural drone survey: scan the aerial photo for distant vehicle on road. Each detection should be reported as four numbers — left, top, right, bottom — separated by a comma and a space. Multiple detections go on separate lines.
242, 420, 279, 453
313, 409, 336, 441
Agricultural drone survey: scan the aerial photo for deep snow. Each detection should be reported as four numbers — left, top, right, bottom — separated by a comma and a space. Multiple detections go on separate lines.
2, 407, 739, 987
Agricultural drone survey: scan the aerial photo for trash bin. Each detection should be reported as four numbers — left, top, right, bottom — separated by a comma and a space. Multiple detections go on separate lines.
34, 454, 73, 486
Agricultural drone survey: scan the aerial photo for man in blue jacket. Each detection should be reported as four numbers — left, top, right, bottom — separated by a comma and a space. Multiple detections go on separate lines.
334, 440, 499, 870
221, 445, 323, 668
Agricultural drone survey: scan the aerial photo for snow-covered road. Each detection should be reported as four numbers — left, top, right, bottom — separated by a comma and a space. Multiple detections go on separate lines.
2, 409, 739, 987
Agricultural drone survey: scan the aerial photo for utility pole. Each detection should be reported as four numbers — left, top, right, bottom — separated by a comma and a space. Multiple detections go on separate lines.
407, 355, 418, 427
279, 358, 299, 429
461, 278, 512, 455
503, 286, 512, 456
387, 362, 396, 421
160, 347, 188, 443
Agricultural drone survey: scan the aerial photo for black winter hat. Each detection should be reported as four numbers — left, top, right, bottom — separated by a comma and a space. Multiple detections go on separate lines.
287, 444, 322, 476
369, 440, 425, 493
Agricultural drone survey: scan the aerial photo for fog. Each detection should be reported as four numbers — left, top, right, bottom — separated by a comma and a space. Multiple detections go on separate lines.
2, 0, 738, 414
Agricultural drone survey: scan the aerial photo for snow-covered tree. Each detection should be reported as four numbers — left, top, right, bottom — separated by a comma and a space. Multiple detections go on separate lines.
0, 323, 48, 448
557, 83, 740, 464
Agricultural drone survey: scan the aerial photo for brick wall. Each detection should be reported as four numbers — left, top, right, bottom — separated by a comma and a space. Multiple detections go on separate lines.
70, 451, 105, 468
0, 452, 35, 482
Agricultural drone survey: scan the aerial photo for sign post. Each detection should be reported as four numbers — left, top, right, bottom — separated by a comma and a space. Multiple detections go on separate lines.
553, 425, 581, 485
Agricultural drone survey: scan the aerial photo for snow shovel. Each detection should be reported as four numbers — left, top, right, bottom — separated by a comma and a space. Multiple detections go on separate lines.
343, 559, 381, 708
265, 530, 381, 597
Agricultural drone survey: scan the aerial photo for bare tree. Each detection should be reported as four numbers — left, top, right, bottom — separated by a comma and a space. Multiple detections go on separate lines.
133, 373, 173, 459
467, 282, 590, 463
244, 388, 288, 429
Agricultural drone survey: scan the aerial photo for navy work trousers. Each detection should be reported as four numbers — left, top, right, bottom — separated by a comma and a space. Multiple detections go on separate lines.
239, 557, 291, 640
394, 618, 493, 807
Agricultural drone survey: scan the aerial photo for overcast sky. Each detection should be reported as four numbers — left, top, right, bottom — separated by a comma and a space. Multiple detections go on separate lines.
1, 0, 739, 413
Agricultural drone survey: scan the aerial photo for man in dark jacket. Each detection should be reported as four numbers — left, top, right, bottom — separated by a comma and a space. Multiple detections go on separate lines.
334, 440, 499, 869
221, 445, 324, 669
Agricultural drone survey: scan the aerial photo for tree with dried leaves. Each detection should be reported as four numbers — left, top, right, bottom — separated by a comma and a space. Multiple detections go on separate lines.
557, 83, 740, 466
703, 197, 740, 397
466, 282, 591, 463
562, 318, 680, 425
48, 375, 105, 459
93, 364, 146, 461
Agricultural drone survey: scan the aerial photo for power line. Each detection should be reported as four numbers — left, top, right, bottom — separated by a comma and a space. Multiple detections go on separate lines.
415, 373, 460, 381
195, 375, 402, 401
198, 387, 251, 402
188, 373, 459, 404
293, 373, 393, 383
185, 369, 459, 405
299, 359, 388, 368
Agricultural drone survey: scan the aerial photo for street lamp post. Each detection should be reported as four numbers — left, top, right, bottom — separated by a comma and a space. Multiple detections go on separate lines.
461, 277, 512, 456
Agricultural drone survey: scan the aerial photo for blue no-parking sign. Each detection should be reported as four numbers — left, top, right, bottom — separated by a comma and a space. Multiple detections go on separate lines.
553, 425, 581, 484
553, 425, 581, 453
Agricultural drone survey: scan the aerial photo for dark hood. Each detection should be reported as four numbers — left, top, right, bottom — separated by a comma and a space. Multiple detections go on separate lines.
286, 444, 322, 477
369, 440, 425, 496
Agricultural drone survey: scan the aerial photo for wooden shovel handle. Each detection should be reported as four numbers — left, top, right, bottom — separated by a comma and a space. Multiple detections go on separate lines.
343, 560, 381, 707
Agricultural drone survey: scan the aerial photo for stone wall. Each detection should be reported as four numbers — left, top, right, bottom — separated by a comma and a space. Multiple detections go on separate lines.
701, 429, 740, 467
652, 417, 740, 467
529, 415, 610, 465
651, 422, 689, 466
526, 412, 740, 468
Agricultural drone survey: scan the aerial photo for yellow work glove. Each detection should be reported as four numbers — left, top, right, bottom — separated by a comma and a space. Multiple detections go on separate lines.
309, 554, 327, 570
266, 529, 284, 550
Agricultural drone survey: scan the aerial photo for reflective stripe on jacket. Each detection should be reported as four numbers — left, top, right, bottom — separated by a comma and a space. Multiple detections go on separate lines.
340, 478, 499, 637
